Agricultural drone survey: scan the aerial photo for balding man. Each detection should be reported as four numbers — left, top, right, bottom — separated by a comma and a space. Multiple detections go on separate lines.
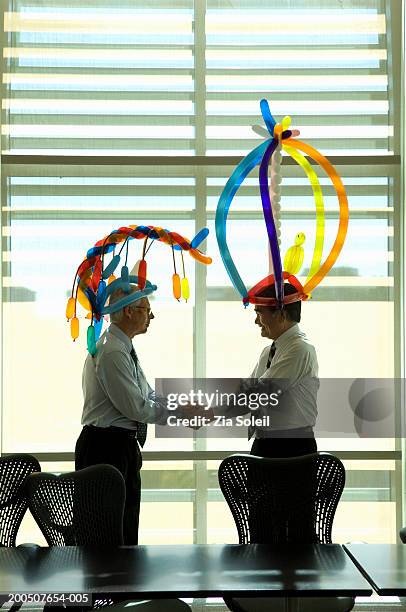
75, 286, 193, 544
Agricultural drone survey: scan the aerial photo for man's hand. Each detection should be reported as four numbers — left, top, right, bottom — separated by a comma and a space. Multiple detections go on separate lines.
178, 404, 214, 429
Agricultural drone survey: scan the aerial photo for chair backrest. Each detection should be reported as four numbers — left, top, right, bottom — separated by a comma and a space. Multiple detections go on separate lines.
26, 464, 125, 546
218, 452, 345, 545
0, 454, 41, 547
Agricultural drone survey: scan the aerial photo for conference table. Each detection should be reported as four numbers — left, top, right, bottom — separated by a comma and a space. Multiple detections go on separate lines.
344, 543, 406, 596
0, 543, 372, 608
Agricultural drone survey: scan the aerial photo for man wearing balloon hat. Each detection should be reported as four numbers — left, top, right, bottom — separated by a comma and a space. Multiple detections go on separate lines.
215, 100, 349, 455
67, 224, 212, 544
248, 281, 318, 458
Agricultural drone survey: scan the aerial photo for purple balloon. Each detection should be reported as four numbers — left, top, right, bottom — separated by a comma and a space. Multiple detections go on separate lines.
259, 140, 284, 307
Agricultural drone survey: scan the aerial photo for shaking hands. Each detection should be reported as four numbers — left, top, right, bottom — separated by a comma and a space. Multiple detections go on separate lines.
176, 404, 215, 429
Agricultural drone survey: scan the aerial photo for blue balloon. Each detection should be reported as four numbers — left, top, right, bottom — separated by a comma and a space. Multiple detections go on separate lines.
84, 286, 97, 311
191, 227, 209, 249
172, 227, 210, 251
102, 254, 121, 279
86, 243, 115, 259
93, 317, 103, 342
260, 99, 277, 136
96, 280, 107, 307
215, 139, 271, 300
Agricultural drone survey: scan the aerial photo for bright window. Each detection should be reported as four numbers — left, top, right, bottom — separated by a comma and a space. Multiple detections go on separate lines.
1, 0, 402, 545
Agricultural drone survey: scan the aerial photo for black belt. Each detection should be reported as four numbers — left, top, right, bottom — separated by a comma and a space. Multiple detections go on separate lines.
85, 424, 138, 439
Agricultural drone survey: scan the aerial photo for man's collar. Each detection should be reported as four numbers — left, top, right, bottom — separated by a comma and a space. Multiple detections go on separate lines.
274, 323, 300, 348
109, 323, 133, 352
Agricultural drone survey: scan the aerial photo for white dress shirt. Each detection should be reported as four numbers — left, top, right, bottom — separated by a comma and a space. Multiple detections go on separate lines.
81, 324, 169, 429
251, 323, 319, 435
213, 323, 319, 436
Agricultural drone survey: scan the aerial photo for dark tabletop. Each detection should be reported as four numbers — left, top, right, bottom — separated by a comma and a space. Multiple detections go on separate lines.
0, 544, 372, 599
344, 543, 406, 596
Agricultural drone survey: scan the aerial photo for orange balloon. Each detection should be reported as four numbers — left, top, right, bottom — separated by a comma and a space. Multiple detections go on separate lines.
283, 138, 349, 295
189, 248, 212, 265
65, 297, 76, 320
70, 317, 79, 341
172, 273, 181, 300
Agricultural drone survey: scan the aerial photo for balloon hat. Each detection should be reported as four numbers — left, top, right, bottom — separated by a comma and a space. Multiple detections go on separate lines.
66, 225, 212, 354
215, 99, 349, 309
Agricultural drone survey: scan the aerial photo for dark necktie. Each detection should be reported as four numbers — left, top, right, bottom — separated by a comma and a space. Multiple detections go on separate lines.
130, 348, 147, 447
248, 342, 277, 441
266, 342, 277, 370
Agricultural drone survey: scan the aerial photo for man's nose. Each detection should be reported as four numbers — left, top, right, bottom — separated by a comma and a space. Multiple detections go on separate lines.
150, 312, 155, 320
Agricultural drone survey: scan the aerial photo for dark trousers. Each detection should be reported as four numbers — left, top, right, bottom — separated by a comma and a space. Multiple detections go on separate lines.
75, 425, 142, 545
251, 430, 317, 458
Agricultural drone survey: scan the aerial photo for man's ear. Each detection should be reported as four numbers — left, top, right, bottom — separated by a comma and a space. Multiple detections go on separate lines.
123, 305, 132, 318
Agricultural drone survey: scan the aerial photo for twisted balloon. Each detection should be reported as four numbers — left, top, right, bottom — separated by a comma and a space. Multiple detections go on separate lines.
66, 224, 211, 354
215, 99, 349, 309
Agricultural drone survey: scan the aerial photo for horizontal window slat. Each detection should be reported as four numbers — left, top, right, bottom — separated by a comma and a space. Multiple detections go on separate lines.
3, 101, 195, 115
205, 68, 387, 77
4, 138, 196, 150
6, 91, 195, 101
3, 209, 393, 222
2, 156, 400, 167
205, 126, 393, 139
7, 115, 195, 126
205, 91, 389, 101
3, 125, 392, 140
6, 115, 389, 130
5, 11, 193, 34
7, 67, 195, 75
9, 184, 390, 199
206, 75, 387, 92
4, 42, 195, 50
4, 73, 195, 91
4, 209, 196, 221
10, 185, 197, 196
4, 125, 195, 138
207, 138, 392, 149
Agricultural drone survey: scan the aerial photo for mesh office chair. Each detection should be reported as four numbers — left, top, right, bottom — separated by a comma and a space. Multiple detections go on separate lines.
26, 465, 191, 611
0, 454, 41, 547
26, 464, 125, 546
218, 452, 354, 612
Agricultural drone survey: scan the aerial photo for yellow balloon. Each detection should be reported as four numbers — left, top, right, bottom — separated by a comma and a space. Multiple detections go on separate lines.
283, 144, 325, 287
181, 277, 190, 301
294, 232, 305, 246
281, 115, 291, 131
77, 285, 92, 312
284, 236, 305, 275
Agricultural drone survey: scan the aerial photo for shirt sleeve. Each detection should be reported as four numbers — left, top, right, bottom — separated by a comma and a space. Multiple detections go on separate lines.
96, 349, 170, 425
